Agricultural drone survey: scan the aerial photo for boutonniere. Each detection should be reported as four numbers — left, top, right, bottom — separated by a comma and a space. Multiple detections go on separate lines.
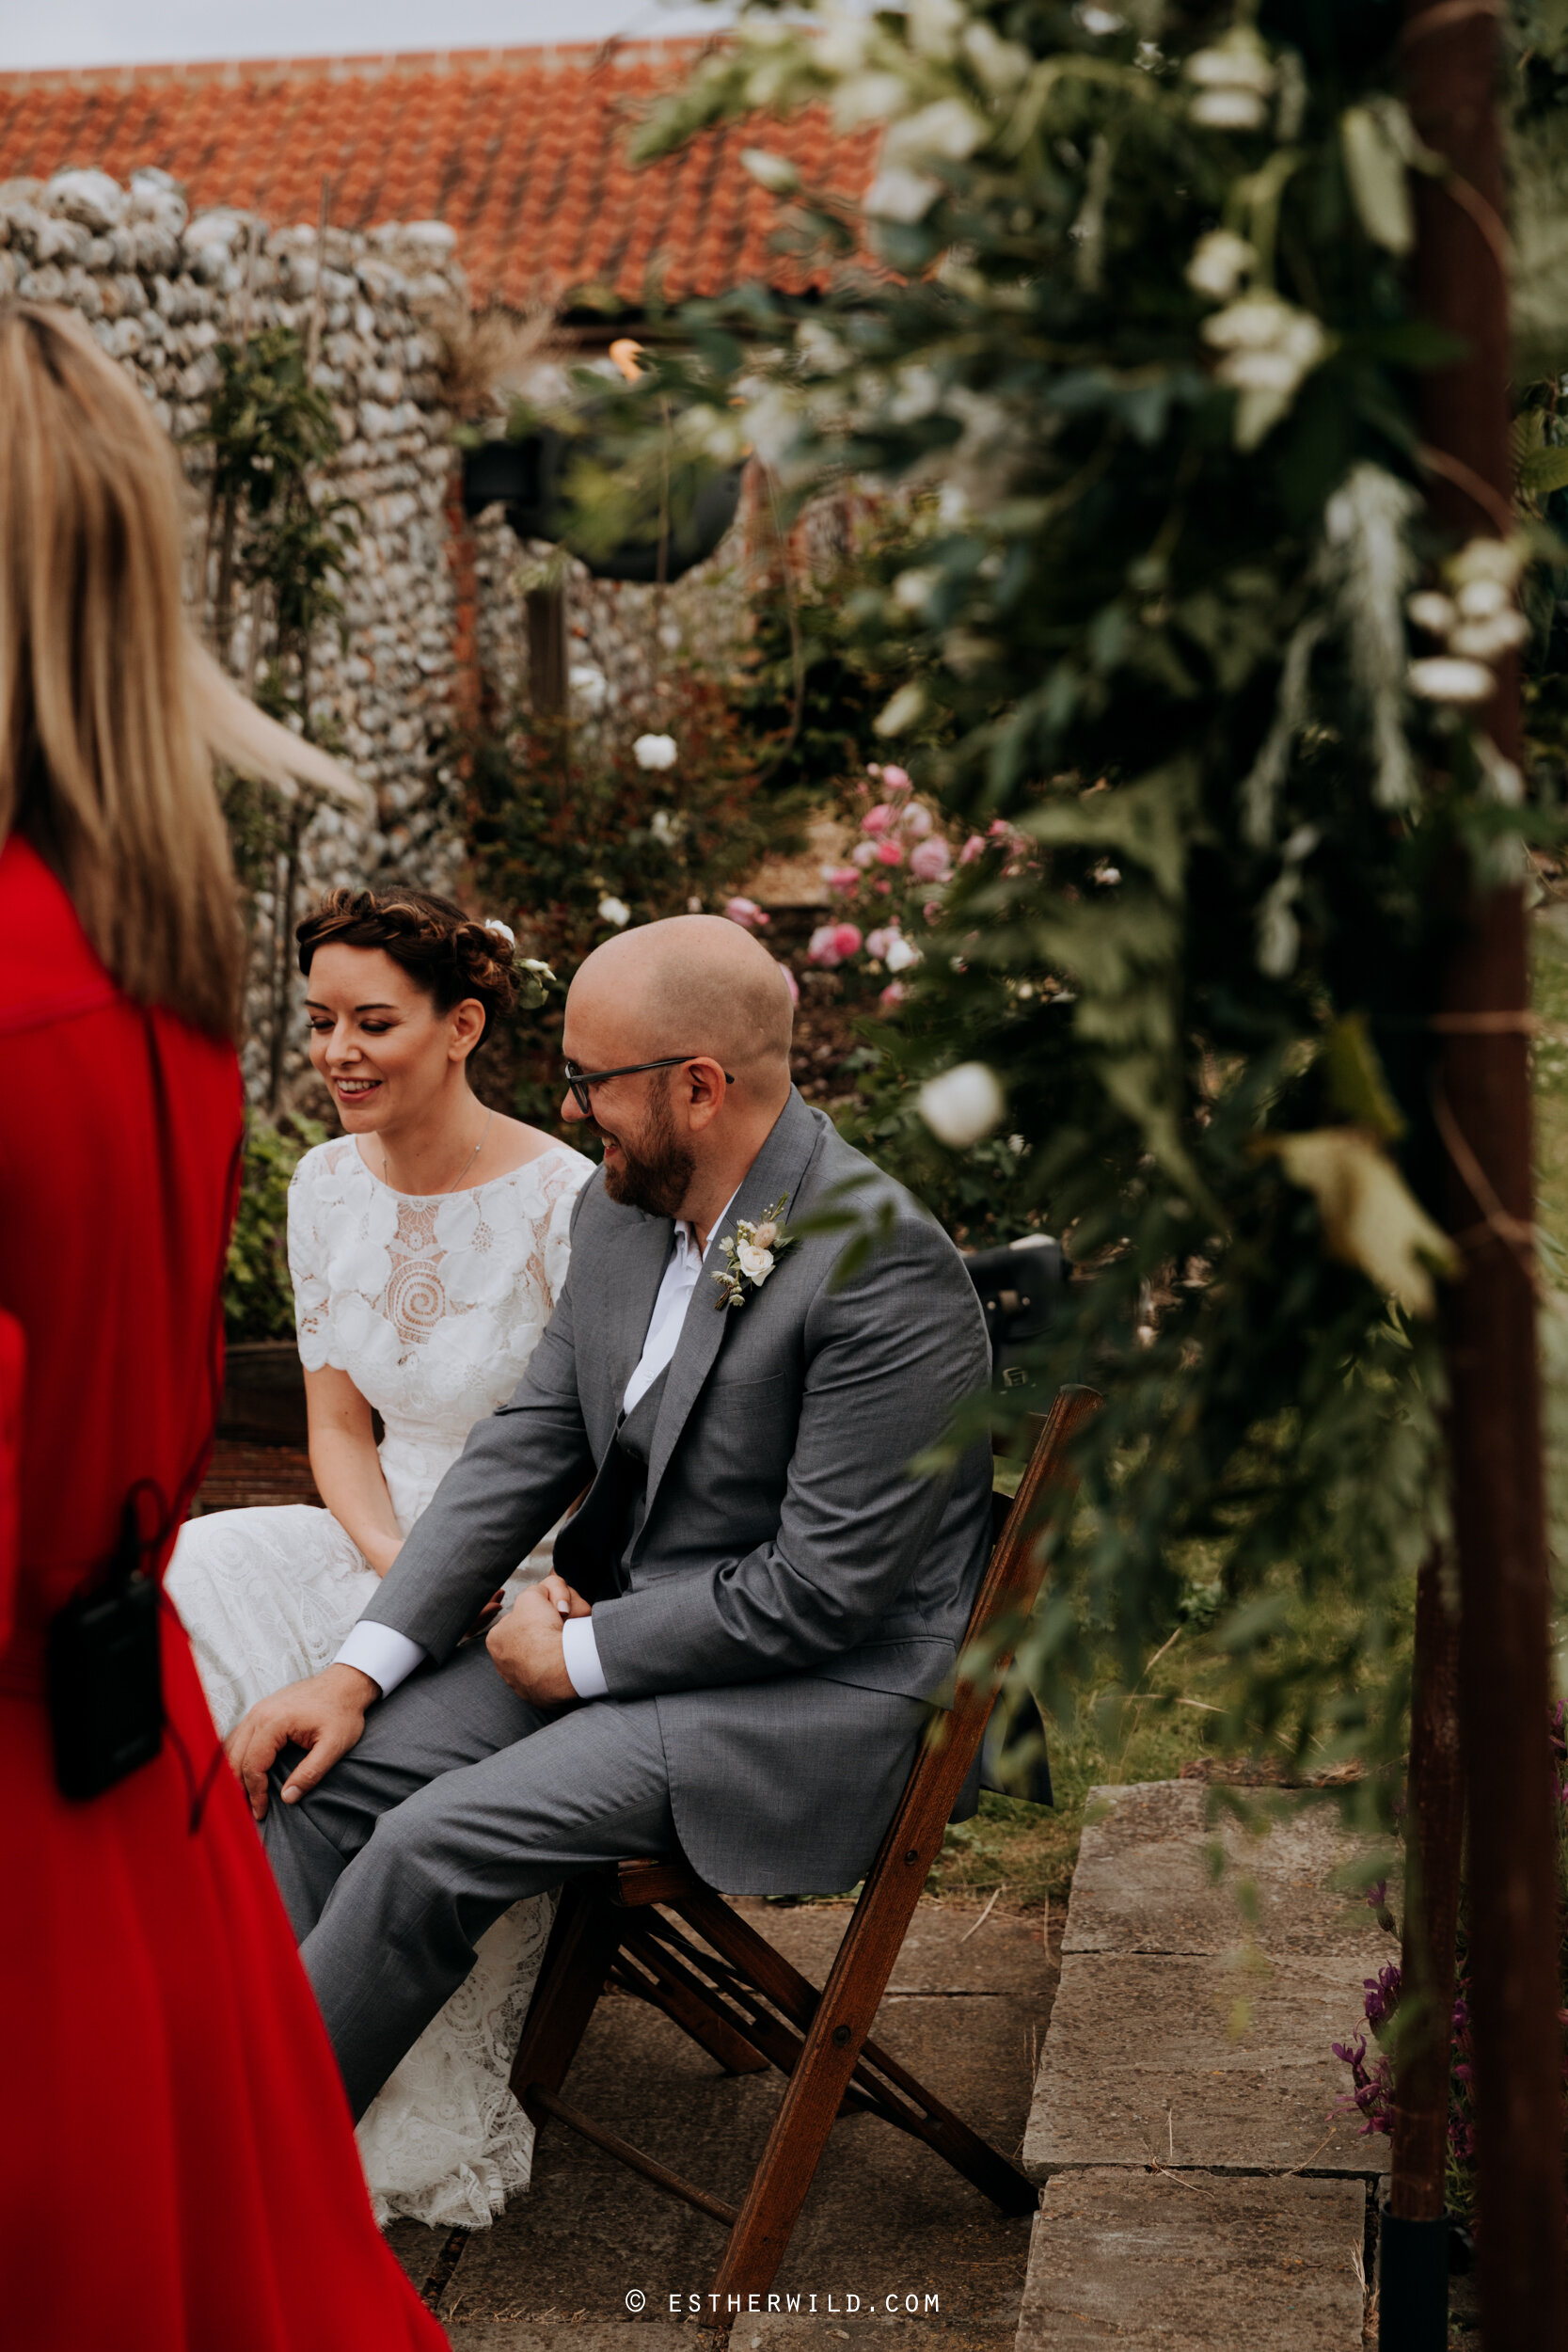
712, 1195, 798, 1311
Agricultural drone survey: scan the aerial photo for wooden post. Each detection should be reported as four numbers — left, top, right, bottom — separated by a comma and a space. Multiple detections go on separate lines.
1403, 0, 1567, 2344
1382, 1548, 1463, 2351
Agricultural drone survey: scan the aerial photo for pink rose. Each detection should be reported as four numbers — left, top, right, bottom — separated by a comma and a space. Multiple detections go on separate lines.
821, 864, 860, 895
723, 896, 769, 930
959, 834, 986, 865
909, 838, 952, 882
923, 898, 944, 924
874, 879, 892, 896
900, 803, 932, 838
879, 980, 907, 1009
876, 839, 905, 866
862, 803, 895, 835
807, 922, 862, 968
879, 765, 911, 791
852, 840, 880, 867
864, 926, 900, 961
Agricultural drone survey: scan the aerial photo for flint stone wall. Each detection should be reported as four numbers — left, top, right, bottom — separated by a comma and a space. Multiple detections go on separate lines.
1, 163, 754, 1104
0, 164, 470, 1102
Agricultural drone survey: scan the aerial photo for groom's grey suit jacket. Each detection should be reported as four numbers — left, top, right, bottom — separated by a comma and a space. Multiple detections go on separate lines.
361, 1087, 993, 1893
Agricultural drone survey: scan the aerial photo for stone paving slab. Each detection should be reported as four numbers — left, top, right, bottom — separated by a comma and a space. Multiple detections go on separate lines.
1022, 1950, 1385, 2182
389, 1899, 1053, 2337
1063, 1782, 1393, 1961
1016, 2169, 1368, 2350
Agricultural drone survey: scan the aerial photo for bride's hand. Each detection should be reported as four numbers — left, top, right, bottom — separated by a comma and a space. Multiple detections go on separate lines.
225, 1662, 377, 1822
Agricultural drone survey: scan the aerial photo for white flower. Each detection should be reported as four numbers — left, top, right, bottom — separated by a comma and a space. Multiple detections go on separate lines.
736, 1238, 776, 1284
1191, 87, 1270, 130
1186, 230, 1256, 302
1449, 611, 1529, 660
1451, 536, 1524, 593
483, 917, 515, 944
1407, 591, 1457, 636
908, 0, 967, 58
961, 22, 1031, 88
1407, 656, 1497, 706
568, 662, 609, 713
918, 1062, 1006, 1148
632, 732, 677, 771
1075, 3, 1126, 33
883, 97, 990, 168
1186, 29, 1276, 95
865, 166, 944, 225
884, 933, 923, 973
894, 567, 940, 611
598, 895, 632, 927
1201, 294, 1329, 448
1455, 577, 1510, 621
648, 807, 679, 847
740, 149, 800, 194
876, 681, 927, 736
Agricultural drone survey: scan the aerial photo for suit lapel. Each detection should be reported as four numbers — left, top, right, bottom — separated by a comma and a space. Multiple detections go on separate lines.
641, 1089, 821, 1518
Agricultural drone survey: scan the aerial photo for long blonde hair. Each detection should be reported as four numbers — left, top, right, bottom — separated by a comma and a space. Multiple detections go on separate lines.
0, 300, 370, 1037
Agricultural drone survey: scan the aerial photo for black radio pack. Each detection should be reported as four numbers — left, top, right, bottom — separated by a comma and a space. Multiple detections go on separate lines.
46, 1489, 165, 1802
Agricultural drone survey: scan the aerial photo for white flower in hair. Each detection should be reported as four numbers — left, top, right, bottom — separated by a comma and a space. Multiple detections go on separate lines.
483, 918, 515, 945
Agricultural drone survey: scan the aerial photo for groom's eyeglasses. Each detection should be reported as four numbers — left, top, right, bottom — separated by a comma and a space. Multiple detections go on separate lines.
562, 1056, 734, 1118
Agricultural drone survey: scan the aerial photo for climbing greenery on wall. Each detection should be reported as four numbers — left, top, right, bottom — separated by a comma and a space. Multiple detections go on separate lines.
582, 0, 1568, 1772
195, 325, 361, 1112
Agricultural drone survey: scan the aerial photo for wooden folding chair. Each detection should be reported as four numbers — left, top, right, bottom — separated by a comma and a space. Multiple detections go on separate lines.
509, 1381, 1102, 2319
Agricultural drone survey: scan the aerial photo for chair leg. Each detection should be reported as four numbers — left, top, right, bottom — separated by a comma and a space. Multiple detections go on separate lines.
509, 1881, 624, 2123
703, 1868, 1037, 2307
673, 1889, 1036, 2210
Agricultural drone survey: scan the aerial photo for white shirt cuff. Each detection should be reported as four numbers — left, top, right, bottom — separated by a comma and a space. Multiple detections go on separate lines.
335, 1620, 426, 1699
560, 1613, 609, 1701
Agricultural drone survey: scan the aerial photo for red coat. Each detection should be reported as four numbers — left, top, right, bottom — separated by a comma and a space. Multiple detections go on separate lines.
0, 837, 445, 2351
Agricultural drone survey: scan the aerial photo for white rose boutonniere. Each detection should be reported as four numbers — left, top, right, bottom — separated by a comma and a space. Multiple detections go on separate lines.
713, 1196, 798, 1311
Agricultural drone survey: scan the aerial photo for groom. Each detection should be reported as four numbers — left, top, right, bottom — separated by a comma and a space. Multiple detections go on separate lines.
228, 914, 992, 2120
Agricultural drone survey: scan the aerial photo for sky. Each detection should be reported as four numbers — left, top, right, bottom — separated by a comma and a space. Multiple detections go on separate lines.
0, 0, 736, 73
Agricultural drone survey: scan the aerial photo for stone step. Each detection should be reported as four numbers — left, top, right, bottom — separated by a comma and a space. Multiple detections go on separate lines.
1018, 2169, 1368, 2351
1062, 1780, 1393, 1961
1022, 1948, 1386, 2180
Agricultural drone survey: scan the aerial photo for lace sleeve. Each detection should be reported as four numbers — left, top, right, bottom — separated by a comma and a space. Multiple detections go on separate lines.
542, 1157, 592, 1310
287, 1149, 333, 1371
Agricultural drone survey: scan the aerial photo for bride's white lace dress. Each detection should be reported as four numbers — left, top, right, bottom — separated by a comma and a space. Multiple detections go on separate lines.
167, 1132, 594, 2229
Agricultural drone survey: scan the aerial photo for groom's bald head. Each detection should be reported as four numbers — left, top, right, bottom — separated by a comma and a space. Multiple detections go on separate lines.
569, 915, 794, 1094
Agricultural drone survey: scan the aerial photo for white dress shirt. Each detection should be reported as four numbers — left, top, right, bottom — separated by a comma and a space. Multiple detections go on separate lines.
336, 1193, 736, 1704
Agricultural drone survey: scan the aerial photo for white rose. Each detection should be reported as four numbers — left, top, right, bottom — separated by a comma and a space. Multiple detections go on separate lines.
736, 1239, 776, 1283
884, 934, 923, 973
598, 895, 632, 927
918, 1062, 1005, 1148
632, 733, 678, 771
1407, 656, 1497, 706
1185, 230, 1256, 302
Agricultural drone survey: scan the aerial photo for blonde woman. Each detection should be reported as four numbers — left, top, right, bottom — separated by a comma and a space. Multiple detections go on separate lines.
169, 882, 593, 2228
0, 298, 445, 2352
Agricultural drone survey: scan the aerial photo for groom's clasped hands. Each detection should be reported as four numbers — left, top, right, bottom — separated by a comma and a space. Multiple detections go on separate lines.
225, 1572, 592, 1821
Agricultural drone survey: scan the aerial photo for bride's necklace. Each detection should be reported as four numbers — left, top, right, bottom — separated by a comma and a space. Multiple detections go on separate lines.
381, 1107, 494, 1197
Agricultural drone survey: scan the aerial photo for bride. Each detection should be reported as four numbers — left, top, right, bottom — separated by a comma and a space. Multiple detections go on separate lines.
167, 884, 594, 2230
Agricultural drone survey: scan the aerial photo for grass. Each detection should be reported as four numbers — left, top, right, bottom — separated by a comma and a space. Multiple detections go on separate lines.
917, 901, 1568, 1920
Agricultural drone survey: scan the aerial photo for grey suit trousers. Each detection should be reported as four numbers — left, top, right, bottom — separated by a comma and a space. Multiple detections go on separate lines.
261, 1638, 926, 2119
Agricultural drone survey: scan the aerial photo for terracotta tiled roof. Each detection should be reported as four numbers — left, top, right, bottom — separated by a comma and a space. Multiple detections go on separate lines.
0, 42, 879, 312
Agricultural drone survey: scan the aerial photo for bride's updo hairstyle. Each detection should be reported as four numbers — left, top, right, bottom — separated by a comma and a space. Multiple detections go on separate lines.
296, 886, 517, 1046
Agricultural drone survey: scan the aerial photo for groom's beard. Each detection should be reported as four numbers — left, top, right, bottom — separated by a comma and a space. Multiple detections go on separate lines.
598, 1082, 695, 1219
